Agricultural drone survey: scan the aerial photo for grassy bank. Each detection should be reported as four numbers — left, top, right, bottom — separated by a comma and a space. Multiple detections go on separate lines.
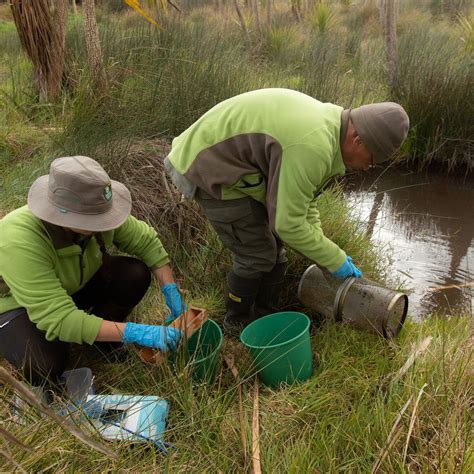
0, 2, 472, 173
0, 2, 472, 471
1, 139, 472, 471
2, 314, 472, 472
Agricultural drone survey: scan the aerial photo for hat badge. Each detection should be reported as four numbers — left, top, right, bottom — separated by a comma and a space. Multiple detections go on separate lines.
103, 184, 113, 202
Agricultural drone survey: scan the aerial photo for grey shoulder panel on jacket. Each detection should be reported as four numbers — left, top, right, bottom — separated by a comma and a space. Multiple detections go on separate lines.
164, 156, 197, 200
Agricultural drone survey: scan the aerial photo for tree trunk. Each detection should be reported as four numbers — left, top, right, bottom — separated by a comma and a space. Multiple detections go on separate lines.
377, 0, 386, 27
302, 0, 309, 16
252, 0, 261, 34
291, 0, 302, 22
55, 0, 68, 55
233, 0, 250, 41
385, 0, 397, 93
266, 0, 273, 25
71, 0, 77, 15
55, 0, 68, 91
82, 0, 107, 90
10, 0, 68, 102
448, 0, 456, 20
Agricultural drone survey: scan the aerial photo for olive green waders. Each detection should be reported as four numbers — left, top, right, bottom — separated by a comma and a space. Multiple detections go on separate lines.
196, 190, 288, 335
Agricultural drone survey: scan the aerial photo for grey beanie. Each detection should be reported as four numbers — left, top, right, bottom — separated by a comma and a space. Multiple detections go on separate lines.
350, 102, 410, 164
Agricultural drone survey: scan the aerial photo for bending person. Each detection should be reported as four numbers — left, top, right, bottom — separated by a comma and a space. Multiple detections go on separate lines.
165, 88, 409, 334
0, 156, 184, 385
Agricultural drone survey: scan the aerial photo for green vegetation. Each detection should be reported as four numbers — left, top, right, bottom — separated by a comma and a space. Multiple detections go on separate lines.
394, 18, 473, 170
0, 1, 472, 471
1, 1, 472, 173
2, 315, 472, 471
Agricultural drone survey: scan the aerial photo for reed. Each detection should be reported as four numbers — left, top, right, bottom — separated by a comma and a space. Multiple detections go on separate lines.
393, 21, 473, 171
2, 2, 472, 172
0, 5, 473, 470
1, 314, 471, 472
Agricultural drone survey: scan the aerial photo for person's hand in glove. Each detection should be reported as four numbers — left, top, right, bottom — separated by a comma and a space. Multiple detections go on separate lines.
161, 282, 186, 324
122, 322, 182, 352
331, 256, 362, 279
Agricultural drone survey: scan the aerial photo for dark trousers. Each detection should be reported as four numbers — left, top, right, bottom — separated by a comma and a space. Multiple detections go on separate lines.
196, 191, 289, 328
196, 191, 287, 279
0, 256, 151, 385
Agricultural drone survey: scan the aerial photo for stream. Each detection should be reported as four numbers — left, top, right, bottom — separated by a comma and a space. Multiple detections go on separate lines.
345, 167, 473, 320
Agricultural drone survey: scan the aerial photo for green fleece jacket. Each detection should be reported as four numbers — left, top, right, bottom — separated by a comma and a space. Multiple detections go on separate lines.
0, 206, 169, 344
167, 88, 347, 271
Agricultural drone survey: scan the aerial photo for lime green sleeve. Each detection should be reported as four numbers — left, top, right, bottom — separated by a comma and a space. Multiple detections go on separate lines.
112, 215, 170, 269
0, 243, 103, 344
307, 198, 320, 226
274, 145, 346, 272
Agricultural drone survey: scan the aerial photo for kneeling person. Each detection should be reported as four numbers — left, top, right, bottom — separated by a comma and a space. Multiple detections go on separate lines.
0, 156, 184, 385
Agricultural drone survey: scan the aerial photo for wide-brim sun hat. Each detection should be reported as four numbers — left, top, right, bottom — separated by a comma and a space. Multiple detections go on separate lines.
28, 156, 132, 232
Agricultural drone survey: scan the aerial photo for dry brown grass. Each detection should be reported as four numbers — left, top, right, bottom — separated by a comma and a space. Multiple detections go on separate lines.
109, 138, 207, 247
0, 4, 13, 22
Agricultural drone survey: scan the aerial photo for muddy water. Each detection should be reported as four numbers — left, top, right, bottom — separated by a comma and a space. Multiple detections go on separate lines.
344, 168, 473, 320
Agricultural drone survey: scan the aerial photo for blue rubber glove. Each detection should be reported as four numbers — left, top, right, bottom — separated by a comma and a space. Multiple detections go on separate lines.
161, 283, 185, 323
331, 256, 363, 279
122, 322, 182, 352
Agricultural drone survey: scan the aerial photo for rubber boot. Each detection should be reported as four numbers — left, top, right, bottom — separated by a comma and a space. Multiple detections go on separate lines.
223, 271, 261, 337
254, 261, 287, 318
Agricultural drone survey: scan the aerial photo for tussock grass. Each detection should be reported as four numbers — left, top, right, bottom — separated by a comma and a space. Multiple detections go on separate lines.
394, 22, 473, 171
58, 17, 261, 152
1, 3, 472, 172
2, 316, 472, 471
0, 3, 472, 470
2, 135, 468, 471
258, 23, 305, 64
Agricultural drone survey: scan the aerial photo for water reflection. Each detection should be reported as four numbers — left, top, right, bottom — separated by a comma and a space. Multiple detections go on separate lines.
345, 168, 473, 320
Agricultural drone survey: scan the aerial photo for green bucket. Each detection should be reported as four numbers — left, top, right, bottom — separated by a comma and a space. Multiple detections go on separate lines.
240, 312, 313, 388
185, 319, 223, 384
